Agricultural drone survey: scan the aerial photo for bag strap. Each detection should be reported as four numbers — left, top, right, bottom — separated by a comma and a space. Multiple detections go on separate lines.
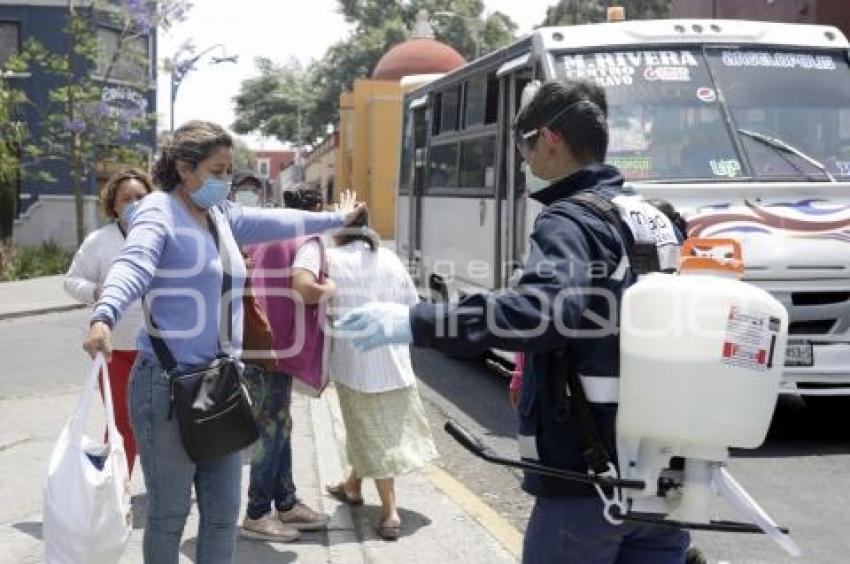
143, 209, 232, 373
207, 214, 234, 356
568, 191, 661, 276
554, 193, 626, 479
552, 348, 613, 476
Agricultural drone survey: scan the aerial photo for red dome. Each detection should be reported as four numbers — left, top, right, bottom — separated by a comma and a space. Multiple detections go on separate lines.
372, 38, 466, 81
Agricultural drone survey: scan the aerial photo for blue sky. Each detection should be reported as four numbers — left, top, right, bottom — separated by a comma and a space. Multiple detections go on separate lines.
156, 0, 557, 149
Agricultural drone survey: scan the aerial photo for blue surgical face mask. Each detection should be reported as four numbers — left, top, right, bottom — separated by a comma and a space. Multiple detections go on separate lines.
119, 199, 141, 225
523, 163, 550, 193
189, 176, 231, 210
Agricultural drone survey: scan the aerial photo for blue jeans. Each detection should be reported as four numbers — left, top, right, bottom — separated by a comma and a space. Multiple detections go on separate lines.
522, 496, 690, 564
242, 365, 297, 519
129, 356, 242, 564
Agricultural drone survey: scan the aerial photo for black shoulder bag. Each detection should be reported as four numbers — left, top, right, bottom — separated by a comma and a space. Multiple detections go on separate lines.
145, 213, 259, 463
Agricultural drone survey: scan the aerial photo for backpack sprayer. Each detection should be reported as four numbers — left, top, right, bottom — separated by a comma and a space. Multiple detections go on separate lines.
446, 238, 801, 557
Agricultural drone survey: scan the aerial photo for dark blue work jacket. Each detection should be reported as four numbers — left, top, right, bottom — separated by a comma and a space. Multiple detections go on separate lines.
410, 163, 635, 497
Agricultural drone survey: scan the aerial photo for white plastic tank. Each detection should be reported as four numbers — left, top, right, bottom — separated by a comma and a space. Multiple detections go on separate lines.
617, 238, 789, 450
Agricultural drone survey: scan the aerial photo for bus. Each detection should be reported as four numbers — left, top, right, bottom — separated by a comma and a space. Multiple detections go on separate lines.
395, 18, 850, 407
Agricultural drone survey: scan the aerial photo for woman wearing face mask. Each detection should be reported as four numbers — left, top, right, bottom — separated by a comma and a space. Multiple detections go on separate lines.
81, 121, 365, 564
64, 168, 154, 476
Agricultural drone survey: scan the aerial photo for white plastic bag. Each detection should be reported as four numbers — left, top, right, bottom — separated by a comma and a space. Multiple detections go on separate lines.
43, 353, 131, 564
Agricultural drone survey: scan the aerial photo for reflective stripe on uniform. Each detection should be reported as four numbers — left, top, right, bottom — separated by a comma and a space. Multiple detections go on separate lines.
578, 374, 619, 403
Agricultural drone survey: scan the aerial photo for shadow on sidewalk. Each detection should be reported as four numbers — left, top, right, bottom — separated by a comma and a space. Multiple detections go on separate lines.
12, 520, 42, 541
181, 536, 299, 563
348, 505, 432, 542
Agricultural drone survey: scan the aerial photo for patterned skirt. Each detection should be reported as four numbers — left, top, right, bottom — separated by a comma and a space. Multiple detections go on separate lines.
335, 382, 438, 479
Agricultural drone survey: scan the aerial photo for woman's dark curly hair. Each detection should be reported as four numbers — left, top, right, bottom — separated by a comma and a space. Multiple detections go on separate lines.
152, 121, 232, 191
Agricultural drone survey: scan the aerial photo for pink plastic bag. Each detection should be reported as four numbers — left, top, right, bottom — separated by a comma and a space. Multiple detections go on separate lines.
246, 237, 328, 395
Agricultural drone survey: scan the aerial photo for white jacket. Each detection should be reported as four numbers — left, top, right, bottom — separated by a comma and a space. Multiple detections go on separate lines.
64, 222, 144, 351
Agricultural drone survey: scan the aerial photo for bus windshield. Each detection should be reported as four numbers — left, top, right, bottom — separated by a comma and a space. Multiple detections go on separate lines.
705, 47, 850, 182
553, 47, 850, 182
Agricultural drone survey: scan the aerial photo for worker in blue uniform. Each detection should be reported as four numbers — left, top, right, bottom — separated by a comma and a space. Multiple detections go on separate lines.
334, 79, 690, 564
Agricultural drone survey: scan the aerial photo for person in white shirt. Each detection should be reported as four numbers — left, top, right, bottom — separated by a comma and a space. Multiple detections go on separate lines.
64, 168, 153, 476
292, 210, 437, 541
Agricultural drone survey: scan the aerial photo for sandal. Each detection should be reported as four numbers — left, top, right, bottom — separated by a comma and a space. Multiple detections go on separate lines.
376, 519, 401, 541
325, 483, 364, 506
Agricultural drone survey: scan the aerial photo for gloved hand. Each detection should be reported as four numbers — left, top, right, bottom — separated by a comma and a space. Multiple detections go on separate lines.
333, 302, 412, 351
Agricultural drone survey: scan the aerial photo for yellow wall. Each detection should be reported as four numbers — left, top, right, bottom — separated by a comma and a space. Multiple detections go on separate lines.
336, 80, 403, 239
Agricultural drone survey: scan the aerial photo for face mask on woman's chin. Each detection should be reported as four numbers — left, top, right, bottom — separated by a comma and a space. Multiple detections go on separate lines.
188, 176, 231, 210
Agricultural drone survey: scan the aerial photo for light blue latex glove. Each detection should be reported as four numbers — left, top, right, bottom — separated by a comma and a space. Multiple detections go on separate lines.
333, 302, 412, 351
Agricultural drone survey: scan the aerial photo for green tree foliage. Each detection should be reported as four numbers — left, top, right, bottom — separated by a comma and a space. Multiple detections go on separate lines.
231, 135, 256, 172
542, 0, 672, 26
233, 58, 320, 144
233, 0, 517, 145
5, 0, 189, 245
0, 82, 27, 239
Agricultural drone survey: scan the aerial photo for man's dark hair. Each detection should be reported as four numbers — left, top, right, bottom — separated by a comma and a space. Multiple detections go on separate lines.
514, 79, 609, 163
283, 186, 323, 211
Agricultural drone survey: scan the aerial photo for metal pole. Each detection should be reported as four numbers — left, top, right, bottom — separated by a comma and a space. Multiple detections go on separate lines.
170, 70, 175, 132
169, 44, 236, 132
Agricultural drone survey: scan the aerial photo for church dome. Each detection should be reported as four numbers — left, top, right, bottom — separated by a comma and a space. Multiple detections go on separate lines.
372, 10, 466, 80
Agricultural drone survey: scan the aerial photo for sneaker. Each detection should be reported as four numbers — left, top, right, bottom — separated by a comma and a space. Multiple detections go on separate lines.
278, 502, 331, 531
241, 513, 300, 542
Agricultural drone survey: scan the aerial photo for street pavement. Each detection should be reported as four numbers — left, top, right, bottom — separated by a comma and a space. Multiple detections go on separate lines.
0, 277, 519, 563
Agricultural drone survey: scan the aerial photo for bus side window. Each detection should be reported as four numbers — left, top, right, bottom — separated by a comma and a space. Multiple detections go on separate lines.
432, 93, 442, 136
427, 143, 459, 188
439, 86, 461, 133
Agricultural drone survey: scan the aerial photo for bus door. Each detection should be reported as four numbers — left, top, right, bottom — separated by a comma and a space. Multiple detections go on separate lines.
407, 99, 428, 280
497, 55, 535, 287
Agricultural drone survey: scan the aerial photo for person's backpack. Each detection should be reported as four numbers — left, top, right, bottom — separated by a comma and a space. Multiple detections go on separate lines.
244, 237, 329, 395
568, 191, 683, 277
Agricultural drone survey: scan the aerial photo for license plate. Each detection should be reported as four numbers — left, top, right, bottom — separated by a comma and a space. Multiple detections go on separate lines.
785, 340, 814, 367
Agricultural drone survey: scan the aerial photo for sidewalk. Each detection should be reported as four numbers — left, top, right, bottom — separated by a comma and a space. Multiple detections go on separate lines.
0, 276, 522, 563
0, 275, 84, 320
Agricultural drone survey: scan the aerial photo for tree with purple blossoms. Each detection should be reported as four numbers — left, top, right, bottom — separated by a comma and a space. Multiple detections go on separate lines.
6, 0, 190, 245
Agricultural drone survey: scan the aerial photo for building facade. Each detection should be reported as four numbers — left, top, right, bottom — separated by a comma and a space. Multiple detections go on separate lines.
304, 132, 337, 207
0, 0, 157, 247
255, 149, 295, 205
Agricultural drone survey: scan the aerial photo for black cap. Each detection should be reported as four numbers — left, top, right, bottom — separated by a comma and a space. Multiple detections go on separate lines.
232, 170, 262, 190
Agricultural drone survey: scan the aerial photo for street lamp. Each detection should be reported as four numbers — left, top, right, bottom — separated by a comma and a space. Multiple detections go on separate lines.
168, 44, 238, 131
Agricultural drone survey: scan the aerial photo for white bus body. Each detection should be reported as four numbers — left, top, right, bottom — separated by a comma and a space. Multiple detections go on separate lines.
396, 19, 850, 398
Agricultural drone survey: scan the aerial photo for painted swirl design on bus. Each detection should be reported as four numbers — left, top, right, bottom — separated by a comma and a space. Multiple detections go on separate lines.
688, 200, 850, 243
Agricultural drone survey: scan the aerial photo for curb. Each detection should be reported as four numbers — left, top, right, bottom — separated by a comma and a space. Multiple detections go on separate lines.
0, 304, 86, 321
